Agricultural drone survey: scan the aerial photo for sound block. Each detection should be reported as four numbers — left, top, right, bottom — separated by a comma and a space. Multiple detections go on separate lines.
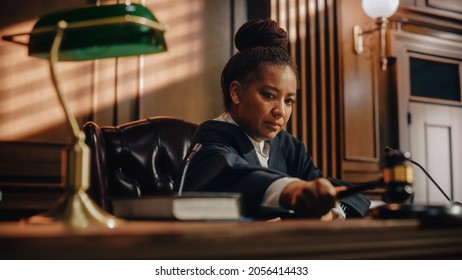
369, 203, 462, 227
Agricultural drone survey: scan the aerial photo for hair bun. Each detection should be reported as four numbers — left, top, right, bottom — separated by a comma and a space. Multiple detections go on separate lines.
234, 18, 288, 52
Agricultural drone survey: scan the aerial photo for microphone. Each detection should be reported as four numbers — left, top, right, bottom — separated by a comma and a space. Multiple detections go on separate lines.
178, 143, 202, 196
384, 146, 454, 204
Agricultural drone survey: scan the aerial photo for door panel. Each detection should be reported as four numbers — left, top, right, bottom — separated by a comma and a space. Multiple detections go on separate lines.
409, 102, 462, 205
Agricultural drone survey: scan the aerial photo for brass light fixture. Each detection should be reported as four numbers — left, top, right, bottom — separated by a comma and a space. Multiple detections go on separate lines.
353, 0, 399, 71
3, 3, 168, 229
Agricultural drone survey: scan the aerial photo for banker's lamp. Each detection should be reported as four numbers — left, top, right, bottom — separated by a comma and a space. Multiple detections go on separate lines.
3, 3, 168, 229
353, 0, 399, 71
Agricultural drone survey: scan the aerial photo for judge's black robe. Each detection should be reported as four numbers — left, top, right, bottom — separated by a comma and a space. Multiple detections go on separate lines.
182, 120, 371, 219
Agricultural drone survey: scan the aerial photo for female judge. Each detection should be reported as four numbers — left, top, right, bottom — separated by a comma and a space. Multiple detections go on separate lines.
181, 18, 370, 220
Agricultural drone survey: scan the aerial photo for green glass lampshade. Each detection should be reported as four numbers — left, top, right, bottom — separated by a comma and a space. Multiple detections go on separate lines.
28, 3, 168, 61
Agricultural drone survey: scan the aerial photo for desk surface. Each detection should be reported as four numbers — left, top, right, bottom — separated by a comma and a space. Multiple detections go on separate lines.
1, 219, 462, 259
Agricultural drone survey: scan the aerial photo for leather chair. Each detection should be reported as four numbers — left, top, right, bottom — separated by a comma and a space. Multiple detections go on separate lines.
83, 116, 198, 213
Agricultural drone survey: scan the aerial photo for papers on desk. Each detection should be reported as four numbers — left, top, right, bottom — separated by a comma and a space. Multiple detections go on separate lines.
111, 192, 243, 221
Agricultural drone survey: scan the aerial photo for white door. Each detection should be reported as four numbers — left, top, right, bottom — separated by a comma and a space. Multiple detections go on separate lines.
408, 102, 462, 205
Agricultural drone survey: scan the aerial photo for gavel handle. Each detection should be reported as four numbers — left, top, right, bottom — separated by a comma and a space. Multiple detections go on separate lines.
336, 179, 384, 198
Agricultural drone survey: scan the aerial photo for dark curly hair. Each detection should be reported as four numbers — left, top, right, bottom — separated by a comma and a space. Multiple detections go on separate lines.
221, 18, 299, 109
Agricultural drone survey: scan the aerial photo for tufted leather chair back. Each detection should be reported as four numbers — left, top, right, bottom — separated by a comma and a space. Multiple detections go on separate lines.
83, 116, 198, 212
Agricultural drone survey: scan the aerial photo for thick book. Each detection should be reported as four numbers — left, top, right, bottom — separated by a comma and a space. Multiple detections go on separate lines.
111, 192, 243, 221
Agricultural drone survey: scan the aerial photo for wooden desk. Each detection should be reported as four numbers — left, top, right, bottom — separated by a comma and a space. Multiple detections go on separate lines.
1, 219, 462, 259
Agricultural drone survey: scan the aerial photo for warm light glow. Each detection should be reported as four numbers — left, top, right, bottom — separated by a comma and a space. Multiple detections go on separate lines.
299, 0, 306, 39
279, 0, 287, 34
271, 0, 277, 21
0, 57, 93, 140
1, 0, 219, 140
139, 0, 225, 120
308, 0, 316, 17
289, 0, 297, 46
141, 4, 205, 91
362, 0, 399, 19
0, 21, 68, 140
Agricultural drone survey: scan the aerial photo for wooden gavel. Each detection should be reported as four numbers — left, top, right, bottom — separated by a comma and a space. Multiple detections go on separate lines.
337, 147, 414, 203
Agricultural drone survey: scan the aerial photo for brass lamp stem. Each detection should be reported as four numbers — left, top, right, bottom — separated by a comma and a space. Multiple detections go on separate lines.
49, 21, 81, 140
27, 20, 123, 229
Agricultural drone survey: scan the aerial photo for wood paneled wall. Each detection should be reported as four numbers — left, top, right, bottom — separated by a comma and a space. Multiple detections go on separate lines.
337, 0, 386, 183
270, 0, 389, 182
271, 0, 342, 178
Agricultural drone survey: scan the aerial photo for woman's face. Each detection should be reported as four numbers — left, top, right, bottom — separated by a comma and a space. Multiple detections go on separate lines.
229, 64, 297, 142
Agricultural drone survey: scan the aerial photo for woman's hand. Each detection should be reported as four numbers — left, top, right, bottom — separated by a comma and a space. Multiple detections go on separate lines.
279, 178, 337, 218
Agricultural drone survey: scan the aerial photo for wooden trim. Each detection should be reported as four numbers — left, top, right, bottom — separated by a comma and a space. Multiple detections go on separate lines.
288, 0, 298, 140
318, 0, 327, 173
299, 0, 308, 151
410, 96, 462, 107
392, 4, 462, 35
308, 0, 318, 164
328, 0, 338, 177
335, 0, 347, 180
419, 0, 462, 15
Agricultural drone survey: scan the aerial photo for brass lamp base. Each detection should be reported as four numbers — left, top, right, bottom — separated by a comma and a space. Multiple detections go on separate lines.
25, 132, 123, 229
26, 190, 123, 229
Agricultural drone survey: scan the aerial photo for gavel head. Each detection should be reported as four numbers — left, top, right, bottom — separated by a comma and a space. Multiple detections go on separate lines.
383, 148, 414, 203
